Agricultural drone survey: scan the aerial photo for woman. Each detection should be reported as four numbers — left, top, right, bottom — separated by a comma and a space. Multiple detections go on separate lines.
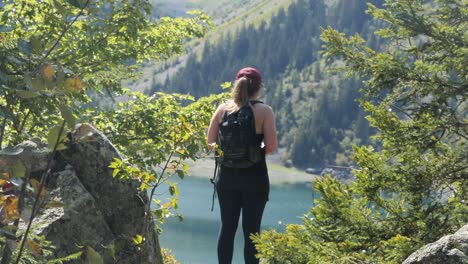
207, 67, 277, 264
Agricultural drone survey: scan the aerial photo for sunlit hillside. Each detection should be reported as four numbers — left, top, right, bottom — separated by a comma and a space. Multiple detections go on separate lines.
131, 0, 294, 93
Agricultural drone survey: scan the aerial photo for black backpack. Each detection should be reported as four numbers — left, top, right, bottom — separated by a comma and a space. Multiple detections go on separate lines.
216, 100, 263, 168
210, 100, 264, 211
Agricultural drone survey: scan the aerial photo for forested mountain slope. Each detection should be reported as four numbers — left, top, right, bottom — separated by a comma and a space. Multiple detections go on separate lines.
144, 0, 385, 168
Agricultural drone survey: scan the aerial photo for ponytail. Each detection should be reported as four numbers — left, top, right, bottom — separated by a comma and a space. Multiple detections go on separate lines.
232, 77, 250, 107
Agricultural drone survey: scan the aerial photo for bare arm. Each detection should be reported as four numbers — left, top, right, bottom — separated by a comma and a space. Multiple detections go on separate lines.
263, 106, 277, 154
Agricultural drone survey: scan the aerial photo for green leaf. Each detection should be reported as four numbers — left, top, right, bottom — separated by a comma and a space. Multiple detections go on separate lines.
53, 0, 67, 14
16, 90, 38, 99
182, 163, 189, 173
30, 35, 43, 55
176, 170, 184, 179
47, 125, 67, 151
85, 246, 104, 264
11, 160, 26, 177
132, 235, 143, 245
58, 104, 76, 130
108, 158, 122, 169
220, 82, 232, 89
56, 65, 65, 85
31, 78, 46, 91
178, 114, 186, 122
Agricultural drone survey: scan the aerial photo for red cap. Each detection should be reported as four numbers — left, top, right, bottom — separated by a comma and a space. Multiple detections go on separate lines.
235, 67, 262, 88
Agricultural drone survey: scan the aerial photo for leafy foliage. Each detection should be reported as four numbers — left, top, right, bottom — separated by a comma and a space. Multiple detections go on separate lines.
99, 91, 226, 228
161, 248, 180, 264
0, 0, 214, 262
0, 0, 212, 147
254, 0, 467, 263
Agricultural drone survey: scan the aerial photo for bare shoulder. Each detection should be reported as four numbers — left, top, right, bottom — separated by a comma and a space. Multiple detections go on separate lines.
253, 102, 274, 113
214, 101, 229, 121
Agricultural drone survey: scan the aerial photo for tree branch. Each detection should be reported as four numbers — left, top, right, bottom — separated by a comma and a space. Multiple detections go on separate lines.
17, 109, 30, 137
41, 0, 91, 63
0, 116, 6, 150
15, 120, 66, 264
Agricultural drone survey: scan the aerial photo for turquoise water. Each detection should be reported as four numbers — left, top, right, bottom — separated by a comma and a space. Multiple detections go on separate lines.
159, 175, 316, 264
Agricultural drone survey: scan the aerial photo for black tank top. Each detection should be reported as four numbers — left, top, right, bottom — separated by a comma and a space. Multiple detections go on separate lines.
216, 134, 269, 194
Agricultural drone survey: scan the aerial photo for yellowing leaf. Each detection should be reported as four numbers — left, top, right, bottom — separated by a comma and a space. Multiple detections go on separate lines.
26, 240, 43, 256
72, 76, 83, 89
63, 76, 84, 92
30, 179, 46, 199
176, 149, 185, 155
30, 179, 40, 192
1, 195, 19, 220
45, 200, 64, 208
1, 172, 11, 179
0, 180, 15, 193
40, 64, 55, 81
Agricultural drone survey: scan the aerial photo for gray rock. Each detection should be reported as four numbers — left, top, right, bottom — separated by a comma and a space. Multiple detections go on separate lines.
31, 166, 115, 259
403, 224, 468, 264
17, 124, 163, 263
320, 167, 355, 182
0, 138, 50, 173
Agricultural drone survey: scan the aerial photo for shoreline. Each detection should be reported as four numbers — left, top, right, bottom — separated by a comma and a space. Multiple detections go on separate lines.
185, 157, 318, 185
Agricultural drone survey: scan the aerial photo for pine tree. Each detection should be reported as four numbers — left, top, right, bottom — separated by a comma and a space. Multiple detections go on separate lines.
253, 1, 467, 262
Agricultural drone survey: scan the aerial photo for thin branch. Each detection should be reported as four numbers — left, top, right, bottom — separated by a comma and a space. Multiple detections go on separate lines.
17, 109, 30, 137
15, 120, 66, 264
0, 116, 6, 150
41, 0, 91, 63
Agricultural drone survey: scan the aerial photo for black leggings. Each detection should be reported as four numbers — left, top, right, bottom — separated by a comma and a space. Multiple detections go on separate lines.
217, 188, 268, 264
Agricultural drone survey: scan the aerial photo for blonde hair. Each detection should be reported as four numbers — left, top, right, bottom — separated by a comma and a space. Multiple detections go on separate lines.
226, 77, 262, 111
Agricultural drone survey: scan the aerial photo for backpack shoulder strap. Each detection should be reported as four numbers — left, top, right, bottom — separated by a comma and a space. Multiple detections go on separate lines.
219, 110, 229, 125
250, 100, 263, 105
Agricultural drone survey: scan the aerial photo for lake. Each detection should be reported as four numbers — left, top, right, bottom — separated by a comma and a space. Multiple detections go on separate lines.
159, 175, 317, 264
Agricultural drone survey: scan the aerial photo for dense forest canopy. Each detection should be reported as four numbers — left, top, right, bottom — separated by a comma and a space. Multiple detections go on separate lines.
148, 0, 386, 169
252, 0, 467, 262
